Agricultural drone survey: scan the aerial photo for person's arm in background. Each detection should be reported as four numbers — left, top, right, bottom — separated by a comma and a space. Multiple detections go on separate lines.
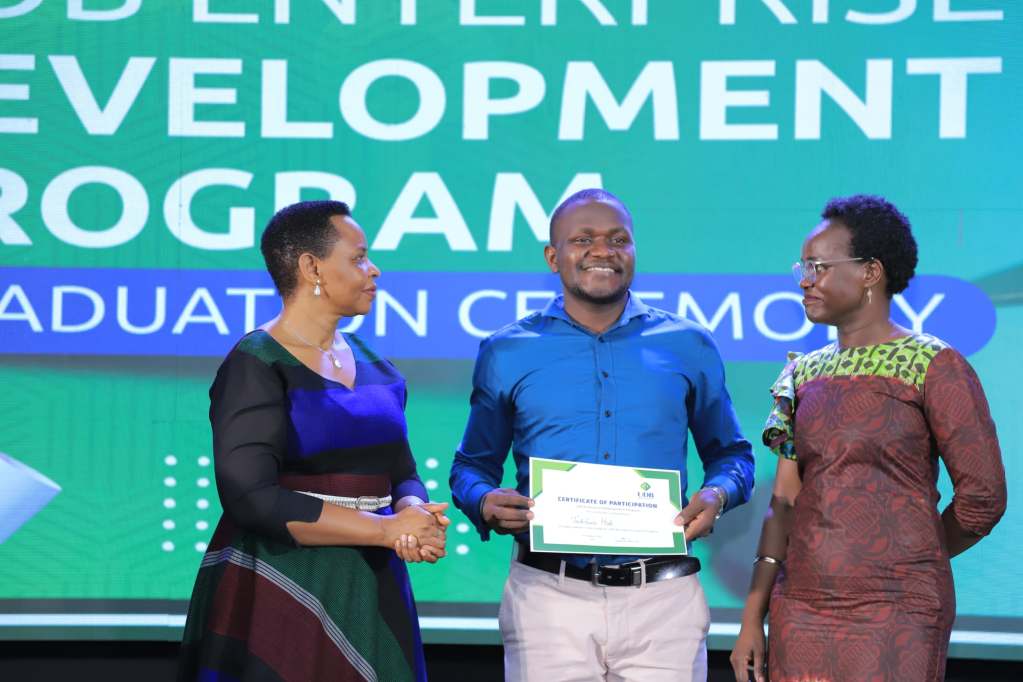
388, 380, 451, 563
924, 348, 1007, 557
392, 380, 433, 512
730, 457, 800, 682
449, 337, 532, 540
730, 356, 801, 682
678, 329, 756, 540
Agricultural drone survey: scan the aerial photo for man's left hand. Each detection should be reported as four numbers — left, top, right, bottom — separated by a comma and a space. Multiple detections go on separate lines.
675, 488, 724, 541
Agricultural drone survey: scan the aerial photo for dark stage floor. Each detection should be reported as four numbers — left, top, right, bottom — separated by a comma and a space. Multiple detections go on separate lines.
0, 641, 1021, 681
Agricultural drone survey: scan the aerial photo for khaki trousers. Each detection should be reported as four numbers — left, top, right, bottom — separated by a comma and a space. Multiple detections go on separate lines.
499, 558, 710, 681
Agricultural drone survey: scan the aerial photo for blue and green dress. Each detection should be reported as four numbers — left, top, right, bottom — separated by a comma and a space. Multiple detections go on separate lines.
178, 330, 429, 682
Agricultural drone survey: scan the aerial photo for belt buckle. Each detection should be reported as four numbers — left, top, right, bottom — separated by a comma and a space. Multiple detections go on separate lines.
355, 496, 376, 511
591, 564, 634, 587
629, 564, 643, 587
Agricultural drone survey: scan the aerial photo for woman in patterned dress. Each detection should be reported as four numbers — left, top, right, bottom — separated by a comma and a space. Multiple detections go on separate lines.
730, 195, 1006, 682
179, 200, 449, 682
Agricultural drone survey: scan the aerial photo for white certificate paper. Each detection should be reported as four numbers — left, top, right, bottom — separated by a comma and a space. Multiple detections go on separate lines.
528, 457, 686, 555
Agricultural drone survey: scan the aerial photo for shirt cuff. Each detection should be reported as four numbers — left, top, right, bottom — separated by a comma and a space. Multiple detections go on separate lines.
463, 481, 495, 541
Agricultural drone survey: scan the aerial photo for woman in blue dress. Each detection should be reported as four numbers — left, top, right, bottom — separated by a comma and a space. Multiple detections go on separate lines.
179, 200, 448, 681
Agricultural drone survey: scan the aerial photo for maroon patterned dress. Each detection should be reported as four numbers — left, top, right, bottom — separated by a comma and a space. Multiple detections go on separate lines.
762, 334, 1006, 682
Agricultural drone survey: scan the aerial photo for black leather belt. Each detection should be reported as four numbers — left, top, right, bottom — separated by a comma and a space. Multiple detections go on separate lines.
516, 542, 700, 587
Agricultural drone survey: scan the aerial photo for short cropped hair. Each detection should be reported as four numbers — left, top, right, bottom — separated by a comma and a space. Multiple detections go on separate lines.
260, 200, 351, 298
822, 194, 918, 297
549, 188, 632, 243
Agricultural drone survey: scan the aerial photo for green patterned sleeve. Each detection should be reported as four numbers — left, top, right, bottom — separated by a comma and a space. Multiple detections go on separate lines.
762, 352, 801, 461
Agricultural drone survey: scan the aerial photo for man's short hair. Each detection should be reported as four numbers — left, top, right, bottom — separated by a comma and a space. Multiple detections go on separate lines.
548, 189, 632, 243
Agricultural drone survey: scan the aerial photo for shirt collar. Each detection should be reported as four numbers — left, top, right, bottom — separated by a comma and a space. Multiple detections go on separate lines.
540, 291, 650, 330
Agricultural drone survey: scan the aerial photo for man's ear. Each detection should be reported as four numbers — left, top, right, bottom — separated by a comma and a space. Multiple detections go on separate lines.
544, 244, 558, 273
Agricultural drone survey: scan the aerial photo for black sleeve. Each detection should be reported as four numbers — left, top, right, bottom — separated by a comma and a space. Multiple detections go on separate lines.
210, 350, 323, 545
390, 380, 429, 503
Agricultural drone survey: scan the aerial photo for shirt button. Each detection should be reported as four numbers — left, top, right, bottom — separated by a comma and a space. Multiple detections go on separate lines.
604, 410, 612, 417
601, 371, 609, 378
603, 452, 611, 460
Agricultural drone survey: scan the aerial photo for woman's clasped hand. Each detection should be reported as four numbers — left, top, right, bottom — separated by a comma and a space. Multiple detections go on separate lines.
390, 501, 451, 564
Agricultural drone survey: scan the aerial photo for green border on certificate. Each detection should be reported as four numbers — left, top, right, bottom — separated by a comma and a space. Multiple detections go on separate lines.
528, 457, 687, 555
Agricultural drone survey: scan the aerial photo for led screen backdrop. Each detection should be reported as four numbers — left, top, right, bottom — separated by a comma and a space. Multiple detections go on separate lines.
0, 0, 1020, 659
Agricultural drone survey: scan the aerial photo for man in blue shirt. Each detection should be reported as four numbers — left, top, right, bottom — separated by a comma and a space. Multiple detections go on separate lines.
449, 189, 754, 681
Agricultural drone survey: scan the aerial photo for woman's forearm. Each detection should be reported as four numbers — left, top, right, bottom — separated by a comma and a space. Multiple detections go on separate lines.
942, 506, 982, 558
286, 499, 447, 550
741, 563, 780, 625
742, 494, 795, 623
286, 503, 390, 547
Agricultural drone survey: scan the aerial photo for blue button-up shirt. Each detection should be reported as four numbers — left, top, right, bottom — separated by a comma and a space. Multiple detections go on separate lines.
449, 293, 754, 566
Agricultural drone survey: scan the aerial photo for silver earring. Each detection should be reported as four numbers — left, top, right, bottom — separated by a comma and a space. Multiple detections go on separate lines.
866, 288, 873, 304
313, 279, 321, 297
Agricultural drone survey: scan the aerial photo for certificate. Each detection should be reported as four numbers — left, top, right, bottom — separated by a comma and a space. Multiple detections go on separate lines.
528, 457, 686, 555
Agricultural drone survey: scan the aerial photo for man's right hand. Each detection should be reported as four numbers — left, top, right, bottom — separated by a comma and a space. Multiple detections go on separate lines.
481, 488, 534, 534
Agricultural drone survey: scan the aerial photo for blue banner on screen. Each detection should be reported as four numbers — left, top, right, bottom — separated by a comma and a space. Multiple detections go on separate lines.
0, 268, 996, 360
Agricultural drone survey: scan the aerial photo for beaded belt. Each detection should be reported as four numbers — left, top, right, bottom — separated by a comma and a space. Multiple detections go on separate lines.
298, 491, 392, 512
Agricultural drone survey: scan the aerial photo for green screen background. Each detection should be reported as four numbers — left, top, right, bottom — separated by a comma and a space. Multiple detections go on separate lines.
0, 1, 1019, 656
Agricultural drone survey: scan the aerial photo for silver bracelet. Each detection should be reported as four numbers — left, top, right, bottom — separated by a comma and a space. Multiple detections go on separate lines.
754, 555, 783, 567
700, 485, 727, 520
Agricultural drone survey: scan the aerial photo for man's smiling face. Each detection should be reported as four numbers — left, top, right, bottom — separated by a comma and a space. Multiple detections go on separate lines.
546, 198, 636, 307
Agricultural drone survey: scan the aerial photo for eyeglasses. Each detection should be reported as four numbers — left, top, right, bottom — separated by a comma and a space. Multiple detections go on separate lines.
791, 258, 868, 285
